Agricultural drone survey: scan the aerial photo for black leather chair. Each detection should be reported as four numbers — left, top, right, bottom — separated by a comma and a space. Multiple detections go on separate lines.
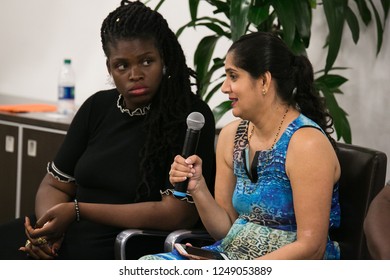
330, 143, 387, 259
163, 142, 388, 259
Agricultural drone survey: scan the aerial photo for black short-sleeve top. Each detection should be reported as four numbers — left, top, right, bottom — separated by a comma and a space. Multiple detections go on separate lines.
49, 88, 216, 204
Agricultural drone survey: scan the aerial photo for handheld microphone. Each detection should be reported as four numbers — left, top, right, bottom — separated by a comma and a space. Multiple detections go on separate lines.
173, 112, 205, 199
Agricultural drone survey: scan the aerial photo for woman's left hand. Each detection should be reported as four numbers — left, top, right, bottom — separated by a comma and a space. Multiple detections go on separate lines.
19, 216, 64, 259
26, 202, 76, 241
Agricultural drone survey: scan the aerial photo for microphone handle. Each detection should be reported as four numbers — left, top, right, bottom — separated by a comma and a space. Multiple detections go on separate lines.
173, 129, 201, 197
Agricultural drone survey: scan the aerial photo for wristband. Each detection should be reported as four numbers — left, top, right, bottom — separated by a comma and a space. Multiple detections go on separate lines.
74, 199, 80, 222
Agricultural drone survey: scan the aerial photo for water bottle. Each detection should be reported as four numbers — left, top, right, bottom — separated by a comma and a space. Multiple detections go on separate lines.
58, 58, 75, 115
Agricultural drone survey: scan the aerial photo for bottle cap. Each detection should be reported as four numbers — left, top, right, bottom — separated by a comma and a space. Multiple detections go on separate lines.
64, 59, 71, 64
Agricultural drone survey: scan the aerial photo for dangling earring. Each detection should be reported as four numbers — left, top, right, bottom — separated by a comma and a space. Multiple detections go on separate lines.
262, 88, 266, 96
162, 65, 167, 75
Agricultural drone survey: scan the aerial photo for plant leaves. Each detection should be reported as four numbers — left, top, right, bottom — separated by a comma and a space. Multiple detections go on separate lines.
345, 6, 360, 44
152, 0, 166, 11
248, 4, 270, 26
315, 74, 348, 90
382, 0, 390, 20
206, 0, 231, 17
353, 0, 372, 25
316, 83, 351, 143
204, 80, 224, 103
293, 0, 312, 47
369, 0, 385, 55
189, 0, 200, 21
201, 59, 225, 101
323, 0, 347, 73
212, 100, 232, 124
175, 17, 230, 37
194, 36, 220, 94
272, 0, 296, 47
230, 0, 251, 41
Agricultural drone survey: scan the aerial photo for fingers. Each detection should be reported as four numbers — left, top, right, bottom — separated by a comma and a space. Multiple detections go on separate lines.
25, 216, 53, 239
19, 239, 55, 259
169, 155, 194, 183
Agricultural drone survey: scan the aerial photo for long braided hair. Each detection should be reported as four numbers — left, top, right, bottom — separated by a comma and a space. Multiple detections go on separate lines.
228, 32, 336, 148
101, 0, 197, 200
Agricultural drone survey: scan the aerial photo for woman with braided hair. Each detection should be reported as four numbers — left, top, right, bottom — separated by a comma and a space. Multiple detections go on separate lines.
0, 0, 215, 259
141, 31, 341, 260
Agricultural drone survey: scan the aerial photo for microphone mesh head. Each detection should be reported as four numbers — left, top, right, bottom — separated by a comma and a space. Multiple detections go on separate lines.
186, 112, 205, 130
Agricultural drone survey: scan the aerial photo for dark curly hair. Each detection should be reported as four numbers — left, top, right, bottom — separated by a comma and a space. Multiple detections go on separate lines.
228, 31, 336, 147
101, 0, 199, 200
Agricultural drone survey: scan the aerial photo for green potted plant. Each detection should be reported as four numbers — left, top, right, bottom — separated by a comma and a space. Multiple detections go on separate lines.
153, 0, 389, 143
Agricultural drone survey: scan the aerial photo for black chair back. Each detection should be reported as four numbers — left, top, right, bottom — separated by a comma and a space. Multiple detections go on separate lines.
330, 143, 387, 259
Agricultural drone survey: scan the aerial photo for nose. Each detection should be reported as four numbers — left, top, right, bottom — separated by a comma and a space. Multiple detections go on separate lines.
128, 66, 143, 81
221, 78, 230, 94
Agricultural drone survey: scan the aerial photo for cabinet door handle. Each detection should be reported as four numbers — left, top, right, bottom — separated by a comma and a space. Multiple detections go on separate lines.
27, 139, 37, 157
5, 135, 15, 153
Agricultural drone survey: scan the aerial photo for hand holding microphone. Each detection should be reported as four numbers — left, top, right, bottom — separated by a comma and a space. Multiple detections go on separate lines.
173, 112, 205, 199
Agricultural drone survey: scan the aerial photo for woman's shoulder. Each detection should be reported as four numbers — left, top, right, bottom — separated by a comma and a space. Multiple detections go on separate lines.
87, 88, 118, 103
78, 88, 118, 111
219, 119, 242, 140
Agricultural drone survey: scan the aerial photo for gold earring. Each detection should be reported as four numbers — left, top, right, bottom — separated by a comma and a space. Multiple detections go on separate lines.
262, 88, 266, 96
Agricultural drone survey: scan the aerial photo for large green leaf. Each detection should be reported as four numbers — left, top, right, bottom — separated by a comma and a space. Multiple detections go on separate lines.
204, 80, 224, 104
175, 17, 230, 37
382, 0, 390, 20
315, 82, 351, 143
353, 0, 372, 25
194, 36, 220, 86
200, 58, 225, 100
189, 0, 200, 21
369, 0, 385, 55
212, 100, 233, 124
315, 74, 348, 90
323, 0, 347, 73
248, 4, 270, 26
290, 31, 309, 55
230, 0, 251, 41
293, 0, 312, 47
206, 0, 230, 18
345, 6, 360, 43
272, 0, 296, 47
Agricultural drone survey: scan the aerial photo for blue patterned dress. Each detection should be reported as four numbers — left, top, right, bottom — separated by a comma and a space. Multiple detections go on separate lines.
140, 114, 341, 260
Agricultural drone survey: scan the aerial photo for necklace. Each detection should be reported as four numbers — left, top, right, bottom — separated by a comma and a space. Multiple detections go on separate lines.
244, 107, 289, 186
116, 95, 150, 116
248, 107, 289, 149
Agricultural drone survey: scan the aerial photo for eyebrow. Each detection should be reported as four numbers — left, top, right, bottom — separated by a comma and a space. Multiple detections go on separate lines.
225, 67, 238, 73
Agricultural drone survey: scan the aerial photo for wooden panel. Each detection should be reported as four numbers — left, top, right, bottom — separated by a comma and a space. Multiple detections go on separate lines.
0, 123, 18, 223
19, 128, 66, 217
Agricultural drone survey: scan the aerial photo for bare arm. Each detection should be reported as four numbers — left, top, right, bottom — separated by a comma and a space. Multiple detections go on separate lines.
75, 195, 198, 230
258, 128, 340, 259
170, 121, 239, 240
30, 174, 198, 239
35, 173, 77, 220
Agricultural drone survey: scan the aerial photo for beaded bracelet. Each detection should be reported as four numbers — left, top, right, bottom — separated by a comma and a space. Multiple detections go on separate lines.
74, 199, 80, 222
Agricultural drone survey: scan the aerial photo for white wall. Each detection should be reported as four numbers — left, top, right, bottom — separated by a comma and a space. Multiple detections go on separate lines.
0, 0, 389, 181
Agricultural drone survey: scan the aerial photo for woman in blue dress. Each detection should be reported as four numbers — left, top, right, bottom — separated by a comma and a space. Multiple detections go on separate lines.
141, 31, 341, 260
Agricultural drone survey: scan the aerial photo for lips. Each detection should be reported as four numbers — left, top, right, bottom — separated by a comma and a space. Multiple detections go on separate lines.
129, 85, 148, 96
229, 97, 238, 107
